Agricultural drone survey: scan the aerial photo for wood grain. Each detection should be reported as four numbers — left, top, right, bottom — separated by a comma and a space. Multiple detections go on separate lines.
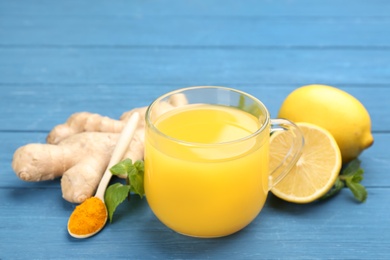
0, 0, 389, 259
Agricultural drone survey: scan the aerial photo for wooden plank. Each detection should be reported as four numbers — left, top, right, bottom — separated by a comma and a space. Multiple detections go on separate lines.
0, 187, 388, 259
0, 85, 387, 132
1, 0, 389, 17
1, 129, 386, 188
0, 85, 150, 131
0, 0, 388, 259
1, 15, 390, 47
1, 48, 390, 86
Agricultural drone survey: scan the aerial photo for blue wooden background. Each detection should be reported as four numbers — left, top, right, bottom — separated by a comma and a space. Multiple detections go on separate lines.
1, 0, 389, 259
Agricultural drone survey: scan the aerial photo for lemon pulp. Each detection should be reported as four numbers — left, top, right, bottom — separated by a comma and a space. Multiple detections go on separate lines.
270, 122, 342, 203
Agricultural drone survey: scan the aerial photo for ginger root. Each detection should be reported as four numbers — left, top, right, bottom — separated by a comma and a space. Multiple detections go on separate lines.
12, 93, 188, 203
46, 112, 124, 145
13, 132, 121, 203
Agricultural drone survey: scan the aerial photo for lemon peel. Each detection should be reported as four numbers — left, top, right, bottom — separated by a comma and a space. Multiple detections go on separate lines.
278, 84, 373, 163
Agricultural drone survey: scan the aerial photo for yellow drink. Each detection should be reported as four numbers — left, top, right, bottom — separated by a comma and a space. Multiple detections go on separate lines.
145, 104, 269, 237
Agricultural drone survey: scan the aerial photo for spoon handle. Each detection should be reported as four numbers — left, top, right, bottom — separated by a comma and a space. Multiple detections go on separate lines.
95, 112, 140, 200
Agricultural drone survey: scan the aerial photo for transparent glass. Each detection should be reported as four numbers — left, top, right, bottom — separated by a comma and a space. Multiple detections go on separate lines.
144, 86, 304, 238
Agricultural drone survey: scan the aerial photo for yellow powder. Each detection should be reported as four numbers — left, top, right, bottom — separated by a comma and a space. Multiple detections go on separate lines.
68, 197, 107, 235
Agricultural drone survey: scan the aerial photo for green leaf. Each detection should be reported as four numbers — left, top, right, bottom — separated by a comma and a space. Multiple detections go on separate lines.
346, 181, 367, 203
338, 158, 368, 202
237, 95, 246, 110
236, 94, 261, 117
134, 160, 144, 171
351, 169, 364, 183
128, 160, 145, 198
341, 159, 361, 177
321, 158, 368, 203
104, 183, 131, 223
320, 177, 345, 200
110, 158, 134, 176
105, 159, 145, 223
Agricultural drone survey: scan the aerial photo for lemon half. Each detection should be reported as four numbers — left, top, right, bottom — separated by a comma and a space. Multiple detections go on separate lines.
270, 122, 342, 203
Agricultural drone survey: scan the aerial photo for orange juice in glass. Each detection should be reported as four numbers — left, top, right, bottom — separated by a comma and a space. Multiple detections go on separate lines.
144, 86, 303, 238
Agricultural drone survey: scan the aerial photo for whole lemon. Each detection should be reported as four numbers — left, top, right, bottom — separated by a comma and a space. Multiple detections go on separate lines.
278, 84, 374, 164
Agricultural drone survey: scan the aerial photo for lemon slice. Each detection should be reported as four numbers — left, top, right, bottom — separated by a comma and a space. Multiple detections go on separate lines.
270, 122, 342, 203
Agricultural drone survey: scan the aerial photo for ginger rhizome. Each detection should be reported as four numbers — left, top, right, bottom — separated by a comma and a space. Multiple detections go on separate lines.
13, 132, 130, 203
12, 94, 187, 203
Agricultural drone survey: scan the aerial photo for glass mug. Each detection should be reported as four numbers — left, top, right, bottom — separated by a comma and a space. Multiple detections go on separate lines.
144, 86, 304, 238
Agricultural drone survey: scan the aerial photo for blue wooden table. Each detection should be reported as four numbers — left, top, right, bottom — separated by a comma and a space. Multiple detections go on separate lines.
1, 0, 389, 259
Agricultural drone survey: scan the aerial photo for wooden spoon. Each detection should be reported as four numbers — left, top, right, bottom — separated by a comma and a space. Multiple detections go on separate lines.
67, 112, 140, 239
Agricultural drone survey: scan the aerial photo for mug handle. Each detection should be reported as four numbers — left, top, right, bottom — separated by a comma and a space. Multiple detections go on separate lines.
268, 119, 305, 189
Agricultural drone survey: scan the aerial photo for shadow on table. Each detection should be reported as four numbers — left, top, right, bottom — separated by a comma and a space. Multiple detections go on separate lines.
266, 193, 333, 214
140, 221, 250, 259
112, 195, 259, 259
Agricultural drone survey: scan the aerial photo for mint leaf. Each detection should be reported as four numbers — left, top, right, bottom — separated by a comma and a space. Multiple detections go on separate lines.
341, 159, 367, 202
238, 95, 246, 110
321, 177, 344, 200
236, 94, 261, 117
110, 159, 145, 196
351, 169, 364, 183
128, 160, 145, 198
105, 159, 145, 223
341, 159, 361, 176
320, 158, 367, 203
104, 183, 131, 223
346, 181, 367, 203
110, 158, 134, 176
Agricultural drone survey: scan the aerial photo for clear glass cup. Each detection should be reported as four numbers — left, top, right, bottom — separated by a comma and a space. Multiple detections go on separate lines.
144, 86, 303, 238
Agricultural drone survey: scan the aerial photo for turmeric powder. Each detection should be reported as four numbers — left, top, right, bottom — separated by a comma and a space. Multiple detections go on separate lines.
68, 197, 107, 236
